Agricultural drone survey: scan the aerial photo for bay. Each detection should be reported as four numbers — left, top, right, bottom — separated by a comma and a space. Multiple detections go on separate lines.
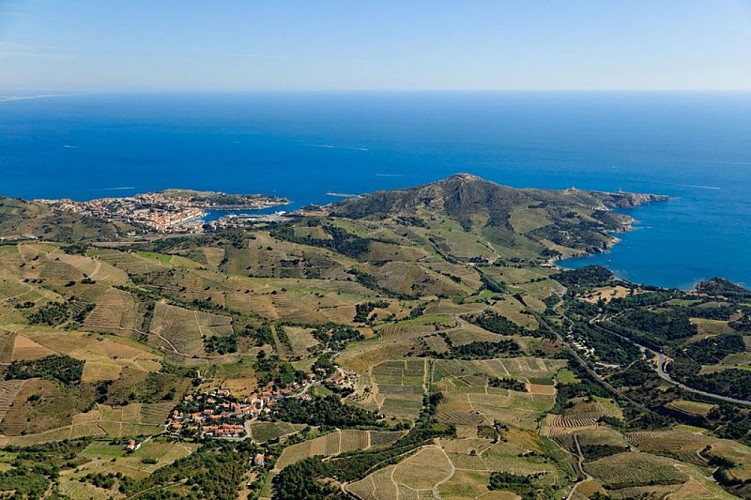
1, 91, 749, 288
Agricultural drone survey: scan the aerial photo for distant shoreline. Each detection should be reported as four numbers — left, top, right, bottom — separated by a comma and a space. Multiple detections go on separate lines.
2, 92, 749, 288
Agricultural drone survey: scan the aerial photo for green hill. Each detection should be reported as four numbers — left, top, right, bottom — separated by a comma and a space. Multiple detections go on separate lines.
0, 196, 139, 243
330, 173, 667, 258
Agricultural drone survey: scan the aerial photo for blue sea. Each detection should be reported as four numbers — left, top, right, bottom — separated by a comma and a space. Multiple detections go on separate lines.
1, 92, 750, 289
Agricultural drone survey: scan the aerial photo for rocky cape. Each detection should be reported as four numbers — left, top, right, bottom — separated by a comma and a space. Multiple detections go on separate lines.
329, 173, 668, 258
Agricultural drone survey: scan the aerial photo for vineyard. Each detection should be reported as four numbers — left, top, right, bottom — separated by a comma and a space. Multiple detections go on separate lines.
274, 429, 402, 469
543, 414, 599, 437
584, 452, 689, 489
626, 430, 745, 467
0, 380, 25, 423
92, 249, 169, 275
282, 326, 319, 358
11, 335, 55, 361
346, 445, 454, 498
249, 421, 306, 443
377, 315, 456, 341
432, 357, 560, 430
148, 302, 234, 359
371, 359, 426, 419
83, 287, 141, 336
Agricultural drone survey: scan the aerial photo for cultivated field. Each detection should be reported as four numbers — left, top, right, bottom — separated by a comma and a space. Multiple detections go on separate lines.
708, 441, 751, 482
629, 429, 751, 479
584, 451, 735, 499
0, 380, 25, 423
249, 421, 306, 443
17, 330, 162, 382
92, 249, 169, 275
584, 451, 688, 488
83, 287, 142, 336
628, 429, 713, 463
370, 359, 427, 420
0, 400, 173, 446
57, 437, 200, 495
444, 319, 506, 346
488, 298, 539, 330
282, 326, 319, 357
579, 286, 636, 304
346, 445, 454, 499
274, 429, 403, 469
433, 358, 562, 430
666, 399, 716, 418
11, 334, 56, 360
691, 318, 735, 336
148, 302, 234, 360
576, 427, 629, 450
444, 428, 567, 480
377, 315, 457, 341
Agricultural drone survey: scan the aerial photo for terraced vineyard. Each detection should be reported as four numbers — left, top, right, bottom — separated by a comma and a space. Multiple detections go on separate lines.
0, 380, 25, 423
0, 176, 749, 500
93, 250, 169, 275
274, 429, 403, 469
544, 414, 599, 436
371, 359, 427, 419
148, 302, 234, 360
584, 452, 689, 489
83, 287, 141, 335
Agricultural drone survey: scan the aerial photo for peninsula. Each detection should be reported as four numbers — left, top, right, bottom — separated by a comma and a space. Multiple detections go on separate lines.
0, 175, 749, 500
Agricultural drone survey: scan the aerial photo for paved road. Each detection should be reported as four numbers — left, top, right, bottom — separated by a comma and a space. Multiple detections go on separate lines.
534, 313, 651, 413
591, 318, 751, 407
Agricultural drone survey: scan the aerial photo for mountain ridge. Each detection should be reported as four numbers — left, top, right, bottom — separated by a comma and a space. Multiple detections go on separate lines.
330, 173, 667, 218
329, 173, 667, 258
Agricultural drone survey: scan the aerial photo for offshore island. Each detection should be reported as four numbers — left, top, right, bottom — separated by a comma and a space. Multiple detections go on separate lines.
0, 174, 750, 499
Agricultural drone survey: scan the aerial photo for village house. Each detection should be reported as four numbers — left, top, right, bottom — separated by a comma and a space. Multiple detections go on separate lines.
125, 440, 142, 452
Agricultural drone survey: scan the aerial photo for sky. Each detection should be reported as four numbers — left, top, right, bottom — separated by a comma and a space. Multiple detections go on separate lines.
1, 0, 750, 92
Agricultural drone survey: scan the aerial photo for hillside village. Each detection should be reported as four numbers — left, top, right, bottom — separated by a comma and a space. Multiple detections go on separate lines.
166, 368, 360, 439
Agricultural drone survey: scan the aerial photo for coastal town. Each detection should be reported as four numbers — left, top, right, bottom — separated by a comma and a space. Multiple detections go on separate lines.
37, 189, 289, 233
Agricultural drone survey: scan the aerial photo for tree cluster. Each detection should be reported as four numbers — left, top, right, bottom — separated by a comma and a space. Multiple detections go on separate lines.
613, 309, 697, 345
204, 334, 238, 354
552, 265, 613, 290
488, 377, 526, 392
354, 301, 389, 323
272, 223, 374, 259
270, 395, 378, 428
27, 301, 70, 326
5, 355, 84, 384
439, 339, 521, 360
465, 310, 525, 336
119, 440, 259, 500
311, 323, 364, 351
488, 471, 548, 499
254, 354, 302, 388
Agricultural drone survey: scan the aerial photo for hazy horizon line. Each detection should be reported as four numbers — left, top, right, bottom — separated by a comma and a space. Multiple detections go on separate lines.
3, 88, 751, 100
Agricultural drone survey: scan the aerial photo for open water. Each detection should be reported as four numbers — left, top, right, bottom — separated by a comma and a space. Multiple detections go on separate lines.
1, 92, 749, 288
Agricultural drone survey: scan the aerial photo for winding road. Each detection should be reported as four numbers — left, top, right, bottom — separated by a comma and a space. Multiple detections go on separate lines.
566, 433, 594, 500
534, 312, 651, 413
590, 317, 751, 407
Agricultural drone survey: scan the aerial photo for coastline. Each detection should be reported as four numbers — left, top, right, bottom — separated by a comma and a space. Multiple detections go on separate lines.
554, 199, 664, 286
2, 92, 750, 289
